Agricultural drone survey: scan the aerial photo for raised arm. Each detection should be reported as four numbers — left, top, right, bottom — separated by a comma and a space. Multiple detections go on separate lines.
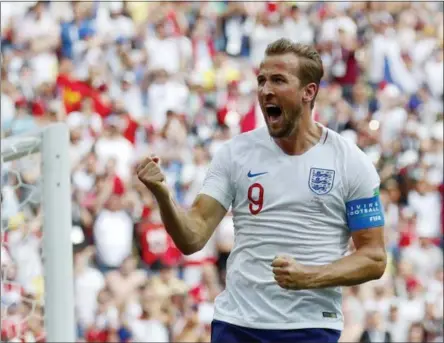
136, 144, 233, 255
149, 185, 227, 255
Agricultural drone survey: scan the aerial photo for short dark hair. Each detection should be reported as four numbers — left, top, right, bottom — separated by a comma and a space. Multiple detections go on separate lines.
265, 38, 324, 108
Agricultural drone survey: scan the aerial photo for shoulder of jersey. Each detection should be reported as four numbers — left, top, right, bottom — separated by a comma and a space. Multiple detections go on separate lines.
327, 128, 371, 161
323, 128, 345, 147
226, 126, 269, 147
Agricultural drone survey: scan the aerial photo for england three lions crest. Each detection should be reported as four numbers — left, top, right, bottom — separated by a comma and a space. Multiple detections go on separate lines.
309, 168, 335, 195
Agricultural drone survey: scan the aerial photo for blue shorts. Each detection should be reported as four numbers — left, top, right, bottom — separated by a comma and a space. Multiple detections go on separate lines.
211, 319, 341, 343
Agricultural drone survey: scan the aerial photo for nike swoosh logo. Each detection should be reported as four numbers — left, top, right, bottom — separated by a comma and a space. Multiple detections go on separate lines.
248, 171, 268, 178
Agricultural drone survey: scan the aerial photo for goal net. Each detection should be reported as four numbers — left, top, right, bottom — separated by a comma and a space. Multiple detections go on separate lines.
1, 123, 75, 342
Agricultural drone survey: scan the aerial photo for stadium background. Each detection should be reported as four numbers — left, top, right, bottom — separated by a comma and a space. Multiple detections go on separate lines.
0, 1, 443, 342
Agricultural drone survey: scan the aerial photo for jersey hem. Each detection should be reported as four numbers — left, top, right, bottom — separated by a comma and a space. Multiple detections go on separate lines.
213, 313, 344, 331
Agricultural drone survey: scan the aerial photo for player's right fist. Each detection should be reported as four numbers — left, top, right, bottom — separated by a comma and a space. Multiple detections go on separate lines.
136, 156, 165, 191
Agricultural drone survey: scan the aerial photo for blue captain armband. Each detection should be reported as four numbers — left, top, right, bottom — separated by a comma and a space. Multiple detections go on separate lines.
346, 195, 385, 232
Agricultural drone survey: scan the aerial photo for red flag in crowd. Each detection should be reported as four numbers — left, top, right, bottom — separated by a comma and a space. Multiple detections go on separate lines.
56, 74, 112, 117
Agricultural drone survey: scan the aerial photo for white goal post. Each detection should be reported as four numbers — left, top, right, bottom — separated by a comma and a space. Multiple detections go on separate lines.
1, 123, 75, 342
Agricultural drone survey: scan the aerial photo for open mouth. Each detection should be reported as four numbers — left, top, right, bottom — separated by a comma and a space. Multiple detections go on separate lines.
265, 105, 283, 121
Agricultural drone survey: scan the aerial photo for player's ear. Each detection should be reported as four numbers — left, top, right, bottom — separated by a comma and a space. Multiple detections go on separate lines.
302, 83, 317, 105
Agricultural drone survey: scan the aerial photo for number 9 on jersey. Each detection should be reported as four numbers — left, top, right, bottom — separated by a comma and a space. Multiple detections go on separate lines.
248, 183, 264, 215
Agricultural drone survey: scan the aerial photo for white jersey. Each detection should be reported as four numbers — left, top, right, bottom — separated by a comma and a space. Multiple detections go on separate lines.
199, 125, 382, 330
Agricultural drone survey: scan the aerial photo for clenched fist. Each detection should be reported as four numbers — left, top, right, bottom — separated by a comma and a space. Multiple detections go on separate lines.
272, 255, 316, 290
136, 156, 166, 192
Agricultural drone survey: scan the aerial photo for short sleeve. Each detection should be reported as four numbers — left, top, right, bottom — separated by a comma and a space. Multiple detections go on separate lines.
345, 144, 385, 232
198, 143, 234, 211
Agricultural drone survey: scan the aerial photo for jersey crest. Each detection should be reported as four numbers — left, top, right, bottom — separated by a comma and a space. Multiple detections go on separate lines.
309, 168, 335, 195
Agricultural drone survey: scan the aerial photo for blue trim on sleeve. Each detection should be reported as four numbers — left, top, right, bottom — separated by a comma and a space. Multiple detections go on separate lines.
346, 195, 385, 232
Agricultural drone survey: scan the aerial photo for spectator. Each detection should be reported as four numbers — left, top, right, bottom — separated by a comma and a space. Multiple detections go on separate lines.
407, 322, 428, 343
94, 117, 135, 182
74, 245, 105, 335
386, 303, 409, 342
105, 256, 147, 308
359, 311, 392, 343
401, 236, 443, 284
126, 283, 170, 342
93, 194, 133, 272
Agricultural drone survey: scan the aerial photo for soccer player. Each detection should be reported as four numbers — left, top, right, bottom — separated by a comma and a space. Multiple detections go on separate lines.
136, 38, 387, 343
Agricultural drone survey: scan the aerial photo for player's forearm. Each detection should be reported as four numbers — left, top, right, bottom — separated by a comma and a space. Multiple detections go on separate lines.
306, 246, 387, 289
151, 186, 207, 255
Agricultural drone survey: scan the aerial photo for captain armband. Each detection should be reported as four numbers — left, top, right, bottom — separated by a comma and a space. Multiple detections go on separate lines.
345, 195, 385, 232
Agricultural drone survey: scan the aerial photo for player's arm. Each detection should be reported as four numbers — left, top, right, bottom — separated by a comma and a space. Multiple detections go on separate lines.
137, 144, 233, 255
302, 225, 386, 288
152, 189, 227, 255
273, 225, 386, 290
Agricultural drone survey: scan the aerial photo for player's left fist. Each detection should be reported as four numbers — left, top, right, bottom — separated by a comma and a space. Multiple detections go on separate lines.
272, 255, 313, 290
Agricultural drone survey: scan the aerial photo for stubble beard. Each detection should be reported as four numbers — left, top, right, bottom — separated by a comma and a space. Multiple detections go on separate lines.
267, 104, 302, 139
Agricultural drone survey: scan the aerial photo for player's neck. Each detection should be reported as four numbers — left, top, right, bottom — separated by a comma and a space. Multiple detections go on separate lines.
273, 114, 322, 156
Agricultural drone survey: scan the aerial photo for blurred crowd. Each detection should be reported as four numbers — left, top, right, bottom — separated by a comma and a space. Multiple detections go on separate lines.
0, 1, 443, 343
